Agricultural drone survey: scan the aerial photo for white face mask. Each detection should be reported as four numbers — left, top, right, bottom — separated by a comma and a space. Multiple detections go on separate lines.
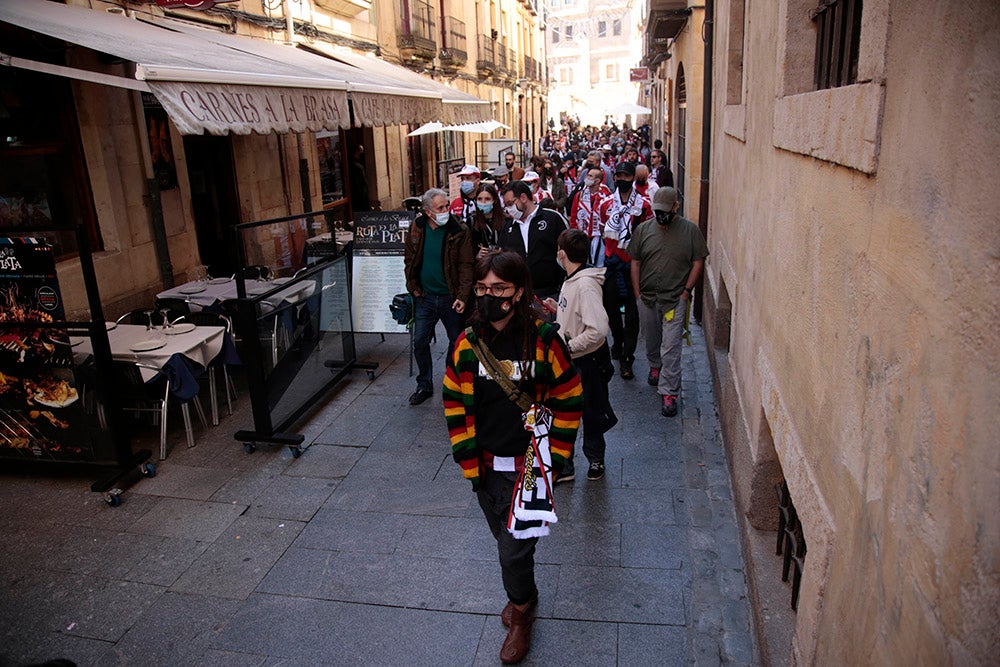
584, 177, 597, 187
434, 211, 450, 225
504, 203, 521, 221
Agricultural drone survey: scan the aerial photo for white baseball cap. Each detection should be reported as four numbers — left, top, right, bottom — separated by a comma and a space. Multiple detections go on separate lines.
457, 164, 481, 176
522, 170, 540, 182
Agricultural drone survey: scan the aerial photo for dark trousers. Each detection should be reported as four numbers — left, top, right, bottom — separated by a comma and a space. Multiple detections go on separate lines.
413, 293, 464, 392
477, 468, 538, 605
602, 258, 639, 362
576, 344, 615, 464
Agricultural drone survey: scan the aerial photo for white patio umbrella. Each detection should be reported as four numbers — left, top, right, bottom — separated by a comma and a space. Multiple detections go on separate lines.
606, 102, 653, 115
407, 121, 445, 137
407, 120, 509, 136
448, 119, 510, 133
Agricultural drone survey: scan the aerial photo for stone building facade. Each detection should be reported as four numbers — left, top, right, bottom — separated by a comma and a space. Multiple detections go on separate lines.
699, 0, 999, 663
0, 0, 547, 316
640, 0, 706, 227
543, 0, 642, 128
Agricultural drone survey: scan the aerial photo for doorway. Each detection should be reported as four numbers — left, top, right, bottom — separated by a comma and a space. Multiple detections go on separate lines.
183, 134, 240, 276
675, 64, 687, 215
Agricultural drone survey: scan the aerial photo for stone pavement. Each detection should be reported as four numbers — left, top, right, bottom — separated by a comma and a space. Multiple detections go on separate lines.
0, 322, 756, 666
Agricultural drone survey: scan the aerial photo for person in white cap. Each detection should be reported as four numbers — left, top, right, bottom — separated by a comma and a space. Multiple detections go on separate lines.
521, 171, 551, 205
450, 164, 481, 229
629, 187, 708, 417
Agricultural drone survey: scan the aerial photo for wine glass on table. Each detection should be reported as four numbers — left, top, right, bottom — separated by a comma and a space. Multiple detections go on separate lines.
144, 309, 155, 332
160, 308, 172, 332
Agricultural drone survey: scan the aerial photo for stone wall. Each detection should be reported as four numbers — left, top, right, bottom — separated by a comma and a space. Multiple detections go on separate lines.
706, 0, 1000, 663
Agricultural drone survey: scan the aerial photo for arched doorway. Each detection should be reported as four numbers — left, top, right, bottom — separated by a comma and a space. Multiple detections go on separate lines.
675, 64, 687, 214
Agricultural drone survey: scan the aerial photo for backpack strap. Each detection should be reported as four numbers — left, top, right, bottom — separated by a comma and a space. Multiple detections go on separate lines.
464, 326, 534, 412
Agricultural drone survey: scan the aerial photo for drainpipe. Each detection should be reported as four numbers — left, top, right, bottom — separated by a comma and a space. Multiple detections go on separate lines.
695, 0, 713, 323
131, 91, 174, 289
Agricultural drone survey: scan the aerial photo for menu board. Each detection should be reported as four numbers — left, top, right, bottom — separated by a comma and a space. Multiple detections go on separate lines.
0, 237, 93, 461
350, 211, 413, 333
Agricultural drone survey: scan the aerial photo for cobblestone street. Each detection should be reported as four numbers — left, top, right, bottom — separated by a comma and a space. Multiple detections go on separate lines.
0, 322, 756, 666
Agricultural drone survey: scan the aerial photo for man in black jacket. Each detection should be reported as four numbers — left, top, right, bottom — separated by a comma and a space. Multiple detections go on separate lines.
499, 181, 568, 304
404, 188, 474, 405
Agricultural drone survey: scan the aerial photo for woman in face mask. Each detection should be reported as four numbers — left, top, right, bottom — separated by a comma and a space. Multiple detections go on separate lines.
541, 160, 567, 211
443, 250, 582, 665
471, 183, 506, 259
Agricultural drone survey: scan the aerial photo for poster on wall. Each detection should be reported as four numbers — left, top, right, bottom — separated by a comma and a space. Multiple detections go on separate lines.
142, 92, 178, 191
349, 211, 413, 334
0, 237, 93, 461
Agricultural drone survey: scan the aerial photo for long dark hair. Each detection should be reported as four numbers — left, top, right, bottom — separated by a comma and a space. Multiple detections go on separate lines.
472, 183, 505, 236
472, 250, 538, 384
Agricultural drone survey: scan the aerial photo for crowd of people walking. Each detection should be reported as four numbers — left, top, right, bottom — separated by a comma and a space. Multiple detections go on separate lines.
400, 121, 706, 664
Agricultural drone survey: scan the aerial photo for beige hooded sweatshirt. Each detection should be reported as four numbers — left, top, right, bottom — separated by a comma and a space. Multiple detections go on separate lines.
554, 266, 610, 358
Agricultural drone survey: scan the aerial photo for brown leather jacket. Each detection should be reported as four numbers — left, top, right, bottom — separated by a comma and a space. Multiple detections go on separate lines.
404, 213, 474, 303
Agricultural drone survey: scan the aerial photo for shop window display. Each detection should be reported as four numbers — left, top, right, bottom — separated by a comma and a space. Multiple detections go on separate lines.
0, 66, 100, 259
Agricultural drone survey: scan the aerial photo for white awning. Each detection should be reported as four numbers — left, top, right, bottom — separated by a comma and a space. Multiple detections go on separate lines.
305, 44, 492, 125
0, 0, 478, 133
407, 120, 509, 137
148, 17, 445, 127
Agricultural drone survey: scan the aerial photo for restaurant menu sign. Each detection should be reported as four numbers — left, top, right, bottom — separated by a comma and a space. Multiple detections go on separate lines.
0, 238, 92, 461
349, 211, 413, 333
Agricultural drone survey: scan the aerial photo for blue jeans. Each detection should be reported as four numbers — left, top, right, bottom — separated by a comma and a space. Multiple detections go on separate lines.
413, 293, 464, 392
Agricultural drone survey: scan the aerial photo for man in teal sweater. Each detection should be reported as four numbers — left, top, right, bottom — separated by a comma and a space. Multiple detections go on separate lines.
404, 188, 474, 405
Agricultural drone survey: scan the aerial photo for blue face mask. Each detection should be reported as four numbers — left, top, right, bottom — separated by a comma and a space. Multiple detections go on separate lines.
460, 181, 475, 195
476, 202, 493, 214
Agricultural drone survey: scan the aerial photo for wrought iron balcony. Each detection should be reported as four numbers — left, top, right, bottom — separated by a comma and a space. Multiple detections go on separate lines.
439, 16, 467, 66
496, 43, 509, 77
524, 55, 540, 81
645, 0, 691, 66
477, 34, 497, 73
398, 0, 436, 60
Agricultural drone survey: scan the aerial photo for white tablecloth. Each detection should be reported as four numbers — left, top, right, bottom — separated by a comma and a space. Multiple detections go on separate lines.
73, 324, 225, 382
157, 278, 316, 312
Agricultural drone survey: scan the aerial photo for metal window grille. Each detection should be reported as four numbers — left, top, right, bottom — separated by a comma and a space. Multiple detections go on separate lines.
811, 0, 862, 90
775, 481, 808, 611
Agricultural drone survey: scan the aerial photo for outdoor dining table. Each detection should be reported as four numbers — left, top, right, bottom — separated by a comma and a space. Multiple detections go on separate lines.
156, 277, 316, 312
71, 323, 228, 426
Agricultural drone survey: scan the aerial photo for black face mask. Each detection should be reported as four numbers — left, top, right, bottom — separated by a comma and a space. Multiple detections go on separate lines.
477, 294, 515, 322
656, 210, 676, 225
615, 179, 632, 194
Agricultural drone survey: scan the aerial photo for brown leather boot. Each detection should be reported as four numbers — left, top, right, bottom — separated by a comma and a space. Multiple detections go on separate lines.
501, 590, 538, 628
500, 604, 535, 664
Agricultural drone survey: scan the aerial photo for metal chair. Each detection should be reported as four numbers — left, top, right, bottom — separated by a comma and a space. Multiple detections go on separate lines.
242, 265, 270, 281
109, 360, 208, 460
153, 298, 193, 318
174, 312, 237, 423
116, 309, 165, 326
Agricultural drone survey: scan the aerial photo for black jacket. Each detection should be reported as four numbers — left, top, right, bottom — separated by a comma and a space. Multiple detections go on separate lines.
500, 205, 568, 295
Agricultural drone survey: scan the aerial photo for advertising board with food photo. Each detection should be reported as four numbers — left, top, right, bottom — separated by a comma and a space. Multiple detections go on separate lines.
0, 237, 93, 461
